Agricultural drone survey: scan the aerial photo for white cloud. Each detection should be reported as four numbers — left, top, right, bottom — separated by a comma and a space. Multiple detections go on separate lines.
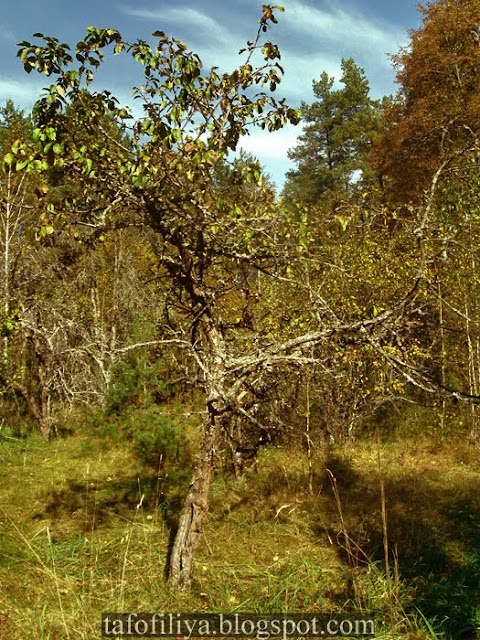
239, 126, 299, 159
237, 124, 302, 189
0, 77, 45, 109
120, 6, 231, 44
284, 1, 406, 57
277, 1, 407, 98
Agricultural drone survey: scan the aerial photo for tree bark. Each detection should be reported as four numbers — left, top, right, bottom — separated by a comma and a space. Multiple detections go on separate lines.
15, 380, 52, 438
168, 415, 219, 589
168, 315, 227, 589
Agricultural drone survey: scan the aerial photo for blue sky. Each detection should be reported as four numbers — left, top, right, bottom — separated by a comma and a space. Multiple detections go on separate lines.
0, 0, 421, 188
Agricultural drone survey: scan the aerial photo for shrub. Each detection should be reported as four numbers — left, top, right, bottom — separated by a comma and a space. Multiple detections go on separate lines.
132, 408, 184, 466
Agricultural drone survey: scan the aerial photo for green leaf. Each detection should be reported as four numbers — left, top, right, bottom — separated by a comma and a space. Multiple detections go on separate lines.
15, 159, 30, 172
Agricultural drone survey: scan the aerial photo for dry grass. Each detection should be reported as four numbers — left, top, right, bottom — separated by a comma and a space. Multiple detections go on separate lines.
0, 426, 479, 639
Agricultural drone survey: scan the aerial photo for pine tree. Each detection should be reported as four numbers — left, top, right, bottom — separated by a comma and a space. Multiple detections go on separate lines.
283, 58, 381, 206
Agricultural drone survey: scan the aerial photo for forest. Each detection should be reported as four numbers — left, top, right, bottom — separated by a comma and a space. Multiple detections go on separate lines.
1, 0, 480, 638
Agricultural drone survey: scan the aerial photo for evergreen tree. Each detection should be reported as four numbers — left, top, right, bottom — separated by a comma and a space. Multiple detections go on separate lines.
283, 58, 381, 206
0, 100, 32, 150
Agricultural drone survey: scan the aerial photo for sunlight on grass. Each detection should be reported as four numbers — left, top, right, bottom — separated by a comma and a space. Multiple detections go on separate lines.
0, 426, 479, 638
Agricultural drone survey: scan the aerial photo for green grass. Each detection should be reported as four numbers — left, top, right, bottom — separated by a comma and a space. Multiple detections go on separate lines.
0, 424, 479, 639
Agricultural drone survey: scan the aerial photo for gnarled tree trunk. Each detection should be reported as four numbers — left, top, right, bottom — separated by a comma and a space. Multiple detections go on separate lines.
168, 415, 219, 589
168, 315, 228, 589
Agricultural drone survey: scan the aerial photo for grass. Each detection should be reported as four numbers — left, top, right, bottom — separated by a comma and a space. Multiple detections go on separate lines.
0, 421, 479, 639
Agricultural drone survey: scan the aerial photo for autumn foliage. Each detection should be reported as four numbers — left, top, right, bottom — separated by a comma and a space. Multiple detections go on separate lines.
374, 0, 480, 202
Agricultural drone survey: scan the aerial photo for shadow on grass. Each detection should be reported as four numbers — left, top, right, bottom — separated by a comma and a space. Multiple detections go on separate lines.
315, 451, 480, 640
244, 446, 480, 638
31, 463, 192, 583
16, 433, 480, 638
32, 466, 190, 543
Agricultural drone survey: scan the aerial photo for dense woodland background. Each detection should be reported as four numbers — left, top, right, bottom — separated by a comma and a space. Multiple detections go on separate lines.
1, 0, 480, 638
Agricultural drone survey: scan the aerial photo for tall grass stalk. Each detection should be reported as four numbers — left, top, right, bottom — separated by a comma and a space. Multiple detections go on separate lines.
47, 526, 70, 640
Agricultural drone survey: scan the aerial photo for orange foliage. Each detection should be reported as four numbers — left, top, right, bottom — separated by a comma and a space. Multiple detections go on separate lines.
374, 0, 480, 203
